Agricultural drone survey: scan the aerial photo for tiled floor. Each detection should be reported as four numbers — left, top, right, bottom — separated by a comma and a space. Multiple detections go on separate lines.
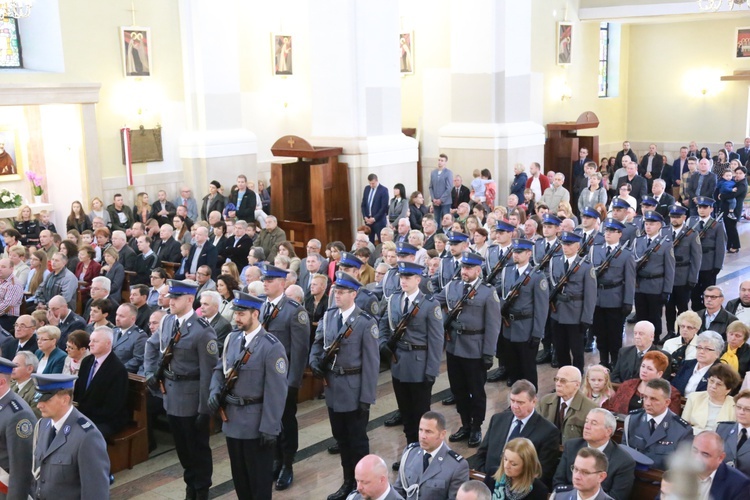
110, 220, 750, 499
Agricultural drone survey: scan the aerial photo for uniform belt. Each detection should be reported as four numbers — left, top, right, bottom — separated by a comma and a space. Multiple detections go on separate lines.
396, 341, 428, 351
637, 272, 664, 279
163, 370, 200, 381
331, 366, 362, 376
675, 262, 690, 267
702, 247, 714, 253
597, 282, 622, 289
506, 311, 533, 320
226, 395, 264, 406
556, 294, 583, 302
456, 329, 483, 335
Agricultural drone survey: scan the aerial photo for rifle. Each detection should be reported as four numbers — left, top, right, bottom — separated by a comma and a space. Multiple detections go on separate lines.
217, 344, 252, 422
671, 223, 695, 249
485, 247, 513, 285
155, 321, 182, 395
443, 283, 478, 341
578, 234, 596, 258
501, 272, 532, 327
386, 299, 421, 363
317, 321, 355, 384
262, 302, 280, 329
698, 213, 723, 240
596, 245, 624, 279
549, 257, 582, 313
635, 235, 664, 273
535, 241, 561, 271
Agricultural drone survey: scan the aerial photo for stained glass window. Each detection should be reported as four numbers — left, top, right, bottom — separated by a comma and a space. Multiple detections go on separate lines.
0, 17, 22, 68
598, 23, 609, 98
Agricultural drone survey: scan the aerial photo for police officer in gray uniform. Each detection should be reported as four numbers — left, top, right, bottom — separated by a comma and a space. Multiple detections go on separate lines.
689, 196, 726, 311
310, 272, 380, 500
484, 221, 514, 383
590, 218, 636, 370
549, 232, 597, 371
622, 378, 692, 470
575, 208, 605, 353
31, 373, 110, 500
377, 242, 420, 303
609, 198, 638, 246
0, 357, 35, 500
334, 252, 380, 316
534, 214, 563, 366
258, 263, 309, 490
432, 231, 469, 293
633, 211, 675, 343
379, 262, 443, 450
665, 204, 702, 341
499, 239, 549, 389
208, 291, 288, 500
435, 251, 502, 448
144, 279, 218, 500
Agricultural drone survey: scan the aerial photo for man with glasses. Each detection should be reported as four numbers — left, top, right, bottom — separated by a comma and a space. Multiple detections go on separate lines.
192, 265, 216, 310
717, 389, 750, 477
536, 365, 597, 443
2, 315, 38, 357
174, 186, 199, 222
553, 448, 613, 500
82, 276, 114, 323
726, 280, 750, 325
11, 351, 40, 416
45, 295, 86, 350
696, 286, 737, 338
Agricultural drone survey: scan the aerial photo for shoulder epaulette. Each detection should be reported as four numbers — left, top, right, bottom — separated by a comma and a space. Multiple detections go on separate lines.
78, 417, 94, 432
447, 449, 463, 462
423, 293, 435, 301
629, 408, 645, 414
197, 317, 210, 328
674, 416, 691, 427
288, 299, 301, 307
264, 333, 280, 344
406, 442, 420, 450
360, 311, 373, 320
555, 485, 574, 493
359, 288, 374, 297
326, 307, 338, 312
482, 282, 493, 288
8, 400, 21, 413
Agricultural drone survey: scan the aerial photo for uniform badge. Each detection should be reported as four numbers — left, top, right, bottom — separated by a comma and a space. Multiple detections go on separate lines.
427, 281, 434, 293
207, 340, 218, 356
371, 324, 379, 339
492, 290, 500, 303
16, 419, 32, 438
540, 278, 548, 291
298, 311, 309, 325
371, 302, 379, 315
434, 306, 443, 320
63, 425, 71, 436
589, 268, 596, 279
275, 358, 287, 374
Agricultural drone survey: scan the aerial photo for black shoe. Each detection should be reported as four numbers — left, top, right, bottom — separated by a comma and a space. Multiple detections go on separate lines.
536, 347, 552, 364
194, 489, 209, 500
487, 366, 508, 383
328, 443, 340, 454
506, 379, 516, 387
327, 480, 356, 500
186, 486, 196, 500
551, 357, 560, 368
442, 395, 456, 405
626, 312, 637, 324
275, 465, 294, 490
272, 460, 282, 481
384, 411, 403, 427
392, 460, 401, 471
449, 427, 470, 442
584, 341, 595, 353
468, 430, 482, 447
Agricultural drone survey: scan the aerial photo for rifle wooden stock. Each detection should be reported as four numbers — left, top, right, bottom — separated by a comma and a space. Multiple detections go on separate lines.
443, 286, 478, 341
501, 273, 532, 327
549, 260, 582, 313
386, 302, 421, 364
596, 246, 624, 279
319, 324, 354, 385
155, 327, 181, 395
636, 236, 663, 273
217, 348, 252, 422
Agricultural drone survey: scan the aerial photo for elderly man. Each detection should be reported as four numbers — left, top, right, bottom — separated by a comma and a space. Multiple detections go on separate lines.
152, 224, 182, 267
11, 350, 41, 417
348, 455, 403, 500
454, 203, 470, 227
451, 175, 471, 212
255, 216, 286, 263
299, 254, 323, 293
616, 161, 647, 211
3, 314, 38, 359
74, 326, 130, 438
726, 279, 750, 325
243, 266, 262, 292
541, 172, 570, 212
112, 303, 148, 373
111, 230, 136, 271
198, 290, 231, 353
45, 295, 86, 350
177, 226, 217, 281
554, 448, 612, 500
610, 321, 671, 383
221, 220, 253, 271
696, 285, 737, 338
108, 193, 135, 231
394, 217, 411, 244
174, 186, 199, 221
553, 409, 636, 500
456, 481, 491, 500
536, 366, 598, 443
82, 276, 114, 323
691, 431, 750, 498
687, 158, 717, 215
475, 380, 559, 487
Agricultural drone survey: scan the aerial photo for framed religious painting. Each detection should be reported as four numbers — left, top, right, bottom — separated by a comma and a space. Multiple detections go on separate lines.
273, 34, 293, 76
121, 26, 152, 77
557, 22, 572, 65
736, 27, 750, 59
400, 32, 414, 75
0, 129, 23, 181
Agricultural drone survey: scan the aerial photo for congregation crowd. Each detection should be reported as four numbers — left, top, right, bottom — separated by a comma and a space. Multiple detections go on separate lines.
0, 140, 750, 499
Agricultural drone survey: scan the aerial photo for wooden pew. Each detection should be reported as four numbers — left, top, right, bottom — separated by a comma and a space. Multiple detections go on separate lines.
121, 271, 134, 304
107, 373, 149, 474
161, 261, 179, 278
632, 468, 663, 499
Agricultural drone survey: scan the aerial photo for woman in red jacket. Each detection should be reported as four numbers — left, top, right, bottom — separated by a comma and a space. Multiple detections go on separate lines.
603, 351, 683, 415
75, 245, 102, 303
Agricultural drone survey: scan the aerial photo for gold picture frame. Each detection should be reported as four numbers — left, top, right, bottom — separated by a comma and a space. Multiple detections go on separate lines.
0, 128, 23, 182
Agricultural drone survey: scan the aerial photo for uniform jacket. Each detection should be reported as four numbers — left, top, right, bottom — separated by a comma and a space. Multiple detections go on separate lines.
589, 243, 635, 308
144, 312, 218, 416
152, 237, 182, 267
378, 291, 443, 383
0, 389, 35, 500
73, 352, 130, 436
549, 255, 597, 325
696, 307, 738, 337
717, 421, 750, 478
498, 264, 548, 342
622, 408, 693, 470
669, 223, 702, 287
35, 348, 66, 374
435, 280, 502, 359
537, 391, 598, 443
393, 442, 469, 500
309, 306, 379, 412
112, 325, 148, 373
263, 295, 310, 389
602, 378, 682, 416
687, 215, 726, 272
682, 391, 735, 434
553, 438, 636, 500
484, 244, 513, 288
432, 256, 462, 293
209, 328, 288, 439
33, 407, 110, 500
632, 234, 675, 295
610, 344, 673, 383
532, 238, 562, 276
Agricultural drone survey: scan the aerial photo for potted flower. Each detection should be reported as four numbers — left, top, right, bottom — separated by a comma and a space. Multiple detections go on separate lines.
26, 171, 44, 203
0, 188, 23, 209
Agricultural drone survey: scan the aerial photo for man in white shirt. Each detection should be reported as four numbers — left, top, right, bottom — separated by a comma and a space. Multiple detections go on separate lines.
553, 448, 612, 500
691, 430, 750, 500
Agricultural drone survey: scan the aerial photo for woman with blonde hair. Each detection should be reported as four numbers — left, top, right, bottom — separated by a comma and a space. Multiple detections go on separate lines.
487, 437, 548, 499
88, 197, 111, 227
556, 200, 577, 226
14, 205, 38, 246
25, 250, 49, 297
220, 262, 241, 283
133, 192, 152, 224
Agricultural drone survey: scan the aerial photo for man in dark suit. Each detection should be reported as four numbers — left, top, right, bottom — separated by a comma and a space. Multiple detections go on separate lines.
150, 190, 177, 226
226, 174, 257, 224
616, 162, 647, 211
614, 141, 638, 170
112, 230, 137, 271
46, 295, 86, 350
152, 225, 182, 267
723, 140, 741, 162
0, 314, 38, 358
610, 321, 671, 383
572, 147, 590, 179
686, 159, 717, 215
361, 173, 389, 243
696, 286, 738, 338
692, 431, 750, 499
553, 409, 636, 500
176, 226, 217, 281
219, 219, 253, 270
738, 137, 750, 166
73, 325, 130, 439
672, 147, 690, 192
450, 175, 471, 211
422, 217, 437, 251
198, 290, 232, 354
474, 380, 560, 488
638, 144, 664, 193
650, 179, 675, 219
129, 285, 155, 333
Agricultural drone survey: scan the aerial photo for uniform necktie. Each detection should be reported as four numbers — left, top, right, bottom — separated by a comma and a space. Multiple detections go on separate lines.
673, 231, 677, 240
545, 242, 551, 253
564, 260, 569, 273
699, 220, 705, 231
739, 428, 748, 451
606, 246, 611, 257
49, 427, 57, 447
514, 268, 520, 281
556, 401, 567, 430
463, 283, 471, 296
508, 419, 523, 441
647, 238, 652, 247
403, 297, 409, 315
263, 302, 272, 323
649, 418, 656, 434
336, 312, 344, 331
422, 452, 431, 472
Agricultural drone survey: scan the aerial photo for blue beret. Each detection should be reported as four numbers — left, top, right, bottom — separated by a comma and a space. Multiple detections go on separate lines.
333, 271, 362, 291
611, 197, 631, 209
560, 231, 583, 244
395, 242, 418, 256
512, 238, 534, 251
542, 214, 562, 226
495, 220, 516, 233
262, 264, 290, 280
167, 279, 199, 298
231, 290, 264, 311
33, 374, 77, 393
643, 211, 664, 223
603, 218, 625, 231
0, 357, 15, 375
397, 262, 425, 276
446, 231, 469, 244
338, 252, 363, 269
641, 196, 658, 207
460, 251, 484, 267
581, 207, 600, 219
669, 204, 689, 217
696, 196, 715, 207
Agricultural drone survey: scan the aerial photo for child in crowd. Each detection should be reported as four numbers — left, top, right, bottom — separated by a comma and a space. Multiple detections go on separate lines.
717, 169, 738, 219
582, 364, 615, 407
470, 169, 488, 204
175, 243, 192, 279
480, 169, 496, 207
521, 188, 536, 215
37, 210, 57, 234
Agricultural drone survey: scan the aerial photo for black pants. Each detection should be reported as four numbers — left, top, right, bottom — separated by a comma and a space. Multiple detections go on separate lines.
503, 337, 540, 389
552, 320, 584, 371
593, 307, 625, 369
666, 284, 693, 335
725, 215, 740, 250
227, 437, 274, 500
167, 414, 212, 493
446, 352, 487, 430
542, 312, 553, 350
392, 377, 433, 444
328, 407, 370, 481
147, 393, 165, 451
635, 292, 664, 338
276, 387, 299, 466
0, 315, 16, 335
692, 270, 717, 311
